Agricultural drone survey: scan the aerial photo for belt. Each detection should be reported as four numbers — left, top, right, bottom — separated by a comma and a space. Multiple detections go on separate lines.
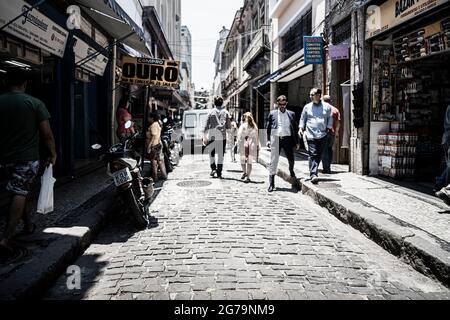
279, 136, 290, 139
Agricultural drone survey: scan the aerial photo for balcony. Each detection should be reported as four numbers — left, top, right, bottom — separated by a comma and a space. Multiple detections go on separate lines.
242, 28, 269, 72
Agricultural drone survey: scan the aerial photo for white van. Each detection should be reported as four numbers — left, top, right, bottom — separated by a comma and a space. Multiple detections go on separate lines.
182, 109, 210, 147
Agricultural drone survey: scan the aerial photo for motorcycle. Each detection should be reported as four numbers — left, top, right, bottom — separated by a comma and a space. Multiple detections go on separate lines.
93, 121, 156, 229
161, 119, 182, 171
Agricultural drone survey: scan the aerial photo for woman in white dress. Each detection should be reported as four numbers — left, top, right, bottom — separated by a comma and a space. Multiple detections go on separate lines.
237, 112, 261, 183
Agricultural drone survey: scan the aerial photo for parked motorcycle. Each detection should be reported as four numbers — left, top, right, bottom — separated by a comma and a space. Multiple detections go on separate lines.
93, 121, 156, 229
161, 118, 182, 171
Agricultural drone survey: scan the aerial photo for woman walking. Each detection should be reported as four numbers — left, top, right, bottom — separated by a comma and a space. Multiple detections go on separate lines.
237, 112, 260, 183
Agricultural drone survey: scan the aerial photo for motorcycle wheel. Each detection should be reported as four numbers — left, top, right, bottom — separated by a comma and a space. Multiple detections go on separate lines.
124, 188, 149, 229
165, 153, 173, 173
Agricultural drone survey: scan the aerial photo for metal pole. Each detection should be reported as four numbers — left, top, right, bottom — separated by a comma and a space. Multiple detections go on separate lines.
142, 85, 151, 171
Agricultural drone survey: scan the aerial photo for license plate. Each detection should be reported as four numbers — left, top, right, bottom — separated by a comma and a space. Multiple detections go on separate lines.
113, 168, 132, 186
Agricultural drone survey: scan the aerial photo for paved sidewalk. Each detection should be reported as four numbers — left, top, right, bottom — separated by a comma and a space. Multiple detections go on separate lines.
0, 168, 117, 299
258, 148, 450, 287
46, 155, 450, 300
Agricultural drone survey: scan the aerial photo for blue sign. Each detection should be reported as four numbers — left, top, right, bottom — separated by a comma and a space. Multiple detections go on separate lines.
304, 36, 324, 65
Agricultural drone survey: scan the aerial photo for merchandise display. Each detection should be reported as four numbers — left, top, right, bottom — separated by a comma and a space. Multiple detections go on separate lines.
371, 16, 450, 181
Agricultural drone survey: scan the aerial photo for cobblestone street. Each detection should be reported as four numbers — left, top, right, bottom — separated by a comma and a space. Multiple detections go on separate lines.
46, 155, 450, 300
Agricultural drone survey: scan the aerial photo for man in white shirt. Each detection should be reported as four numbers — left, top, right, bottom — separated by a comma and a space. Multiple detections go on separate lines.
266, 95, 300, 192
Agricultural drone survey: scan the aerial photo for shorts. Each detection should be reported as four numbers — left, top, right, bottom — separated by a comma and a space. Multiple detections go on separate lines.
0, 161, 40, 196
147, 144, 164, 161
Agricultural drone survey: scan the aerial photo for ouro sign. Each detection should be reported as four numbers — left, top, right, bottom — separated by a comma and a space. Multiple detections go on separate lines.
121, 56, 180, 88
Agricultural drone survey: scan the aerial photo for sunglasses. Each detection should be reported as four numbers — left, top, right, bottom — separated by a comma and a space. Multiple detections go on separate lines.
277, 99, 287, 102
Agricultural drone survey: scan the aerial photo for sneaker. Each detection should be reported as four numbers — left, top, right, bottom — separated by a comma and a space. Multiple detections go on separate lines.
241, 173, 247, 180
210, 170, 217, 178
436, 188, 450, 206
244, 177, 251, 184
311, 176, 319, 184
217, 174, 224, 179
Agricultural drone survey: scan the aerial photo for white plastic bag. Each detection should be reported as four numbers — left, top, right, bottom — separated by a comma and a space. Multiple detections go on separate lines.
37, 164, 56, 214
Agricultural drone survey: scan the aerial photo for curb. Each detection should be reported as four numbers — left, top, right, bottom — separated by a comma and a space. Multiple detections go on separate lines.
259, 153, 450, 288
0, 184, 119, 300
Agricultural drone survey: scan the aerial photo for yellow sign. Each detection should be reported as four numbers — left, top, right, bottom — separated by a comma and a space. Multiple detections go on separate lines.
366, 0, 450, 39
121, 56, 180, 88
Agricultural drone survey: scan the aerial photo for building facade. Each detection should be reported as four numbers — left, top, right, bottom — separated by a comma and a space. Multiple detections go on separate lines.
213, 27, 230, 98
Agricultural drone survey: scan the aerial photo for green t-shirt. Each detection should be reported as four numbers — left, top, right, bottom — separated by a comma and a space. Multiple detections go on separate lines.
0, 92, 51, 164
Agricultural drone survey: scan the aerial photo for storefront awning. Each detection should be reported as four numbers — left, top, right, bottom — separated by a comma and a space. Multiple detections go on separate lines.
253, 70, 282, 89
272, 63, 313, 83
75, 0, 150, 56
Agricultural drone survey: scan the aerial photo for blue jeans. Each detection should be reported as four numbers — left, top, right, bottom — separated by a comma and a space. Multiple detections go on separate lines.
307, 136, 327, 178
322, 134, 335, 173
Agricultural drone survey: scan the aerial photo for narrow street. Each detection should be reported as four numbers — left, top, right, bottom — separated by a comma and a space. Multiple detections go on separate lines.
45, 154, 450, 300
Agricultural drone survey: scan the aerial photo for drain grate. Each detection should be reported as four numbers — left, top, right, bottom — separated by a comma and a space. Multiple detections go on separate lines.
177, 180, 212, 188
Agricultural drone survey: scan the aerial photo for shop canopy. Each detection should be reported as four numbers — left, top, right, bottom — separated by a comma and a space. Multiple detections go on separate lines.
75, 0, 151, 57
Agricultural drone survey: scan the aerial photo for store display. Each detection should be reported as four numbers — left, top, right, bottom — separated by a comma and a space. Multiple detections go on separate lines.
378, 131, 418, 179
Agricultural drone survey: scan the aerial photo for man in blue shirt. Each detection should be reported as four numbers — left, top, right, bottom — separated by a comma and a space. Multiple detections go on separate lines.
299, 88, 333, 184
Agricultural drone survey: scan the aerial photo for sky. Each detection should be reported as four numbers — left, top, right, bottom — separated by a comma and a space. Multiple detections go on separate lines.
181, 0, 244, 92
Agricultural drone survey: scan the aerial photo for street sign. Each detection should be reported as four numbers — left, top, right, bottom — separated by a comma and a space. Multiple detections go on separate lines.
0, 0, 69, 58
121, 55, 180, 88
304, 36, 324, 65
73, 36, 109, 76
329, 44, 350, 61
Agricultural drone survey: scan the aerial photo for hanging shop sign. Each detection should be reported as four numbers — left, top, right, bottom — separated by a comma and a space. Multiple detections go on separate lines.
0, 0, 69, 58
73, 36, 109, 76
304, 36, 324, 65
329, 44, 350, 60
121, 55, 180, 88
366, 0, 450, 39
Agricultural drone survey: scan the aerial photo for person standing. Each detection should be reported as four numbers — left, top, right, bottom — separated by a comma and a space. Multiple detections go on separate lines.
0, 69, 57, 257
237, 112, 260, 183
146, 113, 167, 183
322, 95, 341, 174
299, 88, 333, 184
203, 96, 231, 179
116, 97, 135, 141
267, 95, 300, 192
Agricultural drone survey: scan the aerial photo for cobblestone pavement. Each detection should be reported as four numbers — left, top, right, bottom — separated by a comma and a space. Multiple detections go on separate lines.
45, 155, 450, 300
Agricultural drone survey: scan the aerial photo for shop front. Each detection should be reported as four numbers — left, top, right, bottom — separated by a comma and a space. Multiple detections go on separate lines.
366, 0, 450, 190
0, 0, 150, 179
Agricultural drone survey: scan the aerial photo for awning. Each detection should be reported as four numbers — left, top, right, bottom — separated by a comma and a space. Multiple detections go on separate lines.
272, 63, 313, 83
75, 0, 151, 56
253, 70, 282, 89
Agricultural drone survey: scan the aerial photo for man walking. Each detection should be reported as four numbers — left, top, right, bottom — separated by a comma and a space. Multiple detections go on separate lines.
203, 96, 231, 179
267, 95, 300, 192
322, 95, 341, 174
0, 69, 57, 257
299, 88, 333, 184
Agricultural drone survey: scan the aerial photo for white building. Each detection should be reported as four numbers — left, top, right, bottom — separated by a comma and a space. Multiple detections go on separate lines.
212, 27, 230, 97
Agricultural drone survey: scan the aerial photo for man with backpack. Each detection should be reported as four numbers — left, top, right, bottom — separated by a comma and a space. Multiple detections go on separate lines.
203, 96, 231, 179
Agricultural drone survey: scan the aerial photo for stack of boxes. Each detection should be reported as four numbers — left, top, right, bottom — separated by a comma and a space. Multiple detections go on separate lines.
378, 130, 418, 179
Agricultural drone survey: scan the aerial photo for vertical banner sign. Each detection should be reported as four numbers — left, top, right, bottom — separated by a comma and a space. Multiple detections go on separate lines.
121, 55, 180, 88
304, 36, 324, 65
